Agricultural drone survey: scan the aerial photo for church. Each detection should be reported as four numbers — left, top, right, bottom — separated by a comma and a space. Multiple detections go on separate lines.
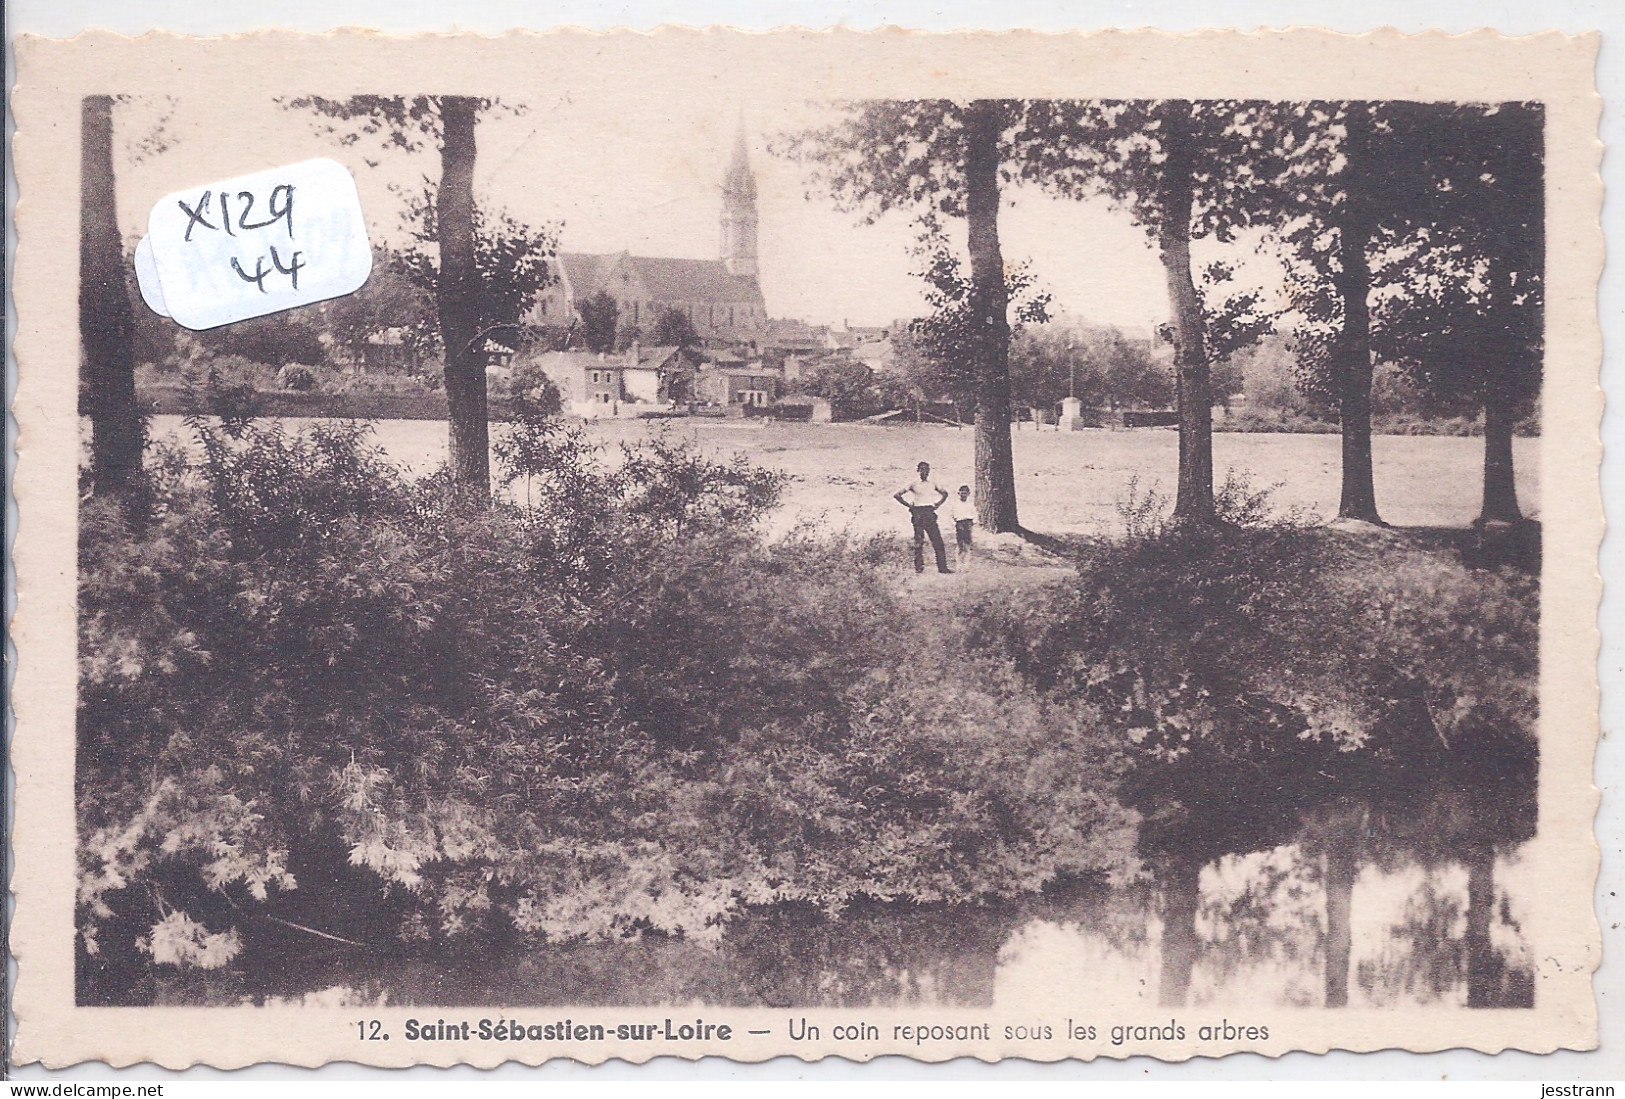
529, 124, 768, 344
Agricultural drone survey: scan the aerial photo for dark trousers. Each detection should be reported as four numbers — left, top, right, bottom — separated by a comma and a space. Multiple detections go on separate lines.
910, 507, 950, 573
955, 519, 973, 555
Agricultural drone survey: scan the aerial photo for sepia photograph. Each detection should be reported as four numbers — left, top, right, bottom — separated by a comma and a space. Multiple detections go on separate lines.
9, 28, 1602, 1067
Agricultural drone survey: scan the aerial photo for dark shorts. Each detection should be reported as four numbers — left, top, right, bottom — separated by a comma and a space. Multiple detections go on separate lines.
955, 519, 973, 547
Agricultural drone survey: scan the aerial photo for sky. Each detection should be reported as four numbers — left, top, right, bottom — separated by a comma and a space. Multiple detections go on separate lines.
109, 90, 1279, 332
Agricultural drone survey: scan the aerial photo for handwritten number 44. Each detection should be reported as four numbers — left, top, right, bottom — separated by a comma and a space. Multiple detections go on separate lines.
232, 246, 306, 293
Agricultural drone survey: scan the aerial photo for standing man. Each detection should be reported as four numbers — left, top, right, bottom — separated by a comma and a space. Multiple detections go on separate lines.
894, 461, 952, 575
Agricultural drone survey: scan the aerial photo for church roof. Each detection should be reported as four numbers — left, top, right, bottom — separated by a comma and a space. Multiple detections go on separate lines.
557, 253, 623, 296
559, 252, 763, 308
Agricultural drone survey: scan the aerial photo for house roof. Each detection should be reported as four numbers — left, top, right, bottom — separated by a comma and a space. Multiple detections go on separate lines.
560, 252, 763, 308
534, 350, 621, 373
703, 365, 775, 377
627, 345, 684, 371
762, 319, 826, 350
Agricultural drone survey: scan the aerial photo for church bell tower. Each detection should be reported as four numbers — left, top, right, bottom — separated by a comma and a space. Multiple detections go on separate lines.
720, 119, 759, 278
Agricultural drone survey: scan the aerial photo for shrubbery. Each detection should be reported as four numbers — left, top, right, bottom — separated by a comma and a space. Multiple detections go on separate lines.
77, 416, 1138, 1002
961, 478, 1539, 867
276, 364, 318, 392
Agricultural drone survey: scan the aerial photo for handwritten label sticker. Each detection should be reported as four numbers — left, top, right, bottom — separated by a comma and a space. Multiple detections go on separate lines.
142, 158, 371, 330
132, 235, 170, 318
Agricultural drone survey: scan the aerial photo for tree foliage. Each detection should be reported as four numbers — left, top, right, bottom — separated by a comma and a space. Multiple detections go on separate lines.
1007, 327, 1170, 413
779, 99, 1030, 531
288, 94, 527, 495
577, 290, 620, 354
646, 304, 698, 347
1368, 103, 1544, 524
905, 219, 1051, 407
319, 246, 437, 368
797, 357, 883, 420
393, 187, 560, 354
282, 94, 509, 160
1018, 99, 1287, 522
651, 308, 702, 349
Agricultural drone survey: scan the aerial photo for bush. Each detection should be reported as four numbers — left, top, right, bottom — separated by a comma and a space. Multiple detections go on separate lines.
963, 480, 1539, 867
276, 364, 318, 392
78, 417, 1137, 1001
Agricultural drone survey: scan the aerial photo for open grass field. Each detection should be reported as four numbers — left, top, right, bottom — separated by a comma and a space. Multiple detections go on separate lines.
148, 415, 1540, 538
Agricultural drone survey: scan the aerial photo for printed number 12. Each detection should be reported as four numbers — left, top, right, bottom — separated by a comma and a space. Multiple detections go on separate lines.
357, 1020, 386, 1041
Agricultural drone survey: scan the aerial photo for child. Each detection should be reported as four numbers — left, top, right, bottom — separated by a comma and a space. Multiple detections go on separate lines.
949, 485, 976, 565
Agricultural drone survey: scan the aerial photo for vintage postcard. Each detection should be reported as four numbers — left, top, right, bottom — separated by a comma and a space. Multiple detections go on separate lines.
8, 28, 1602, 1068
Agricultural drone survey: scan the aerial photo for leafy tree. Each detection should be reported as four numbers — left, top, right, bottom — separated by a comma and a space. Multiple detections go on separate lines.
612, 321, 644, 353
651, 307, 701, 349
1270, 102, 1490, 523
185, 307, 328, 368
393, 188, 559, 361
801, 357, 881, 420
319, 246, 436, 369
1020, 100, 1282, 523
1103, 336, 1176, 411
289, 94, 514, 497
1372, 103, 1543, 525
1008, 329, 1105, 412
885, 327, 960, 411
1200, 260, 1277, 409
577, 289, 620, 354
907, 220, 1052, 435
1012, 326, 1177, 414
80, 95, 147, 516
780, 100, 1032, 533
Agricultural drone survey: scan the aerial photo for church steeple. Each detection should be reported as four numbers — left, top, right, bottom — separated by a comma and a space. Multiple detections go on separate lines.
720, 115, 759, 278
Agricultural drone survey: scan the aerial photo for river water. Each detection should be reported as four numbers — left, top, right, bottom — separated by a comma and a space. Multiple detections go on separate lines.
171, 843, 1534, 1011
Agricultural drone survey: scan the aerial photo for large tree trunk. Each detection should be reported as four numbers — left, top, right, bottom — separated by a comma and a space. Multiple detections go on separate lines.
79, 95, 147, 517
1157, 856, 1202, 1007
1156, 102, 1215, 524
1333, 106, 1382, 523
1323, 847, 1357, 1007
1477, 104, 1543, 527
963, 100, 1019, 534
436, 96, 489, 498
1464, 845, 1497, 1007
1477, 397, 1522, 524
1477, 269, 1525, 526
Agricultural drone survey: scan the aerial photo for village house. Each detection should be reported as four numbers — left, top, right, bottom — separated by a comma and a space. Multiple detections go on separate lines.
697, 363, 780, 410
531, 342, 691, 417
483, 337, 516, 370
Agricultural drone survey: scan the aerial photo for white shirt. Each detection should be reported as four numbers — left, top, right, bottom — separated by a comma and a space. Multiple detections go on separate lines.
949, 497, 976, 522
897, 478, 946, 507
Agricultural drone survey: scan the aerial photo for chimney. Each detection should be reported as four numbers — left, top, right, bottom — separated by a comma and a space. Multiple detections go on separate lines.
628, 339, 640, 366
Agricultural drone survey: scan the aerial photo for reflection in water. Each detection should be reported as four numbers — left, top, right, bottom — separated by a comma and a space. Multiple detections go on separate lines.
165, 847, 1534, 1010
1002, 845, 1534, 1012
